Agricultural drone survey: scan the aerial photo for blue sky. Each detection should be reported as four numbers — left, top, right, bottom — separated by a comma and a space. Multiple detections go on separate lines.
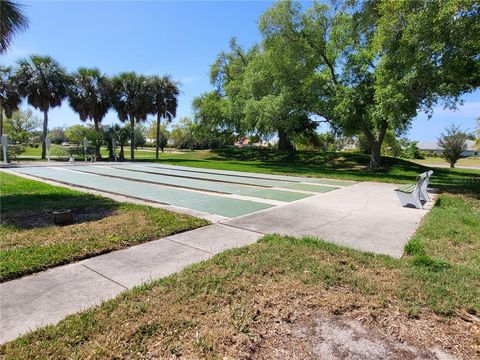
1, 0, 478, 141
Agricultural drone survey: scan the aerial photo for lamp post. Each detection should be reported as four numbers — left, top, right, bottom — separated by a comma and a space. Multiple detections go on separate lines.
1, 134, 7, 165
83, 137, 88, 162
45, 137, 51, 162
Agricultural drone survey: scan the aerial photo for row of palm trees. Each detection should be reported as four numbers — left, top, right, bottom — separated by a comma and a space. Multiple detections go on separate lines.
0, 55, 179, 160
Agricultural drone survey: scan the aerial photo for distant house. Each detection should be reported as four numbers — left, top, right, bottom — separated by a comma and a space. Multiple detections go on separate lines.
417, 140, 477, 157
234, 138, 250, 147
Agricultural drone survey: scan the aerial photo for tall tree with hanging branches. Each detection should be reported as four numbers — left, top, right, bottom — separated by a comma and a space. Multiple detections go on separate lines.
0, 0, 29, 54
15, 55, 69, 159
68, 67, 112, 159
148, 75, 179, 158
257, 0, 480, 167
111, 72, 151, 160
0, 65, 22, 135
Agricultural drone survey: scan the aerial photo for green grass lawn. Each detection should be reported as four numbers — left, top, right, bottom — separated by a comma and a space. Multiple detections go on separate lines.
0, 173, 208, 281
412, 156, 480, 167
1, 192, 478, 358
17, 145, 177, 159
19, 145, 43, 157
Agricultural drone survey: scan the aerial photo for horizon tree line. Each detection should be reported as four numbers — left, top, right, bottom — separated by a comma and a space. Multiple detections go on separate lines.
0, 55, 179, 160
2, 0, 479, 168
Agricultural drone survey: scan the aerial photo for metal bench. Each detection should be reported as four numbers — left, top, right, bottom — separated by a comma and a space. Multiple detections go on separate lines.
394, 171, 432, 209
419, 170, 433, 202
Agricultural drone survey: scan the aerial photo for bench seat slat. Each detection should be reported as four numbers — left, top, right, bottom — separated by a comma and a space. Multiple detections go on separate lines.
395, 184, 416, 193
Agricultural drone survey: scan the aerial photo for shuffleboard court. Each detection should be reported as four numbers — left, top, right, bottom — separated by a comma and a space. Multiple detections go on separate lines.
141, 163, 356, 187
13, 167, 273, 218
10, 163, 351, 219
112, 164, 338, 193
73, 165, 312, 202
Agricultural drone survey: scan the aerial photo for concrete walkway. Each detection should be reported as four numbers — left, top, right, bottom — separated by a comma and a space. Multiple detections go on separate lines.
0, 182, 433, 344
0, 224, 262, 343
225, 182, 433, 257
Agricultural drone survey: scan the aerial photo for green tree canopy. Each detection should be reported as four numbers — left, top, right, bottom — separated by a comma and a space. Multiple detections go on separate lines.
438, 124, 468, 168
194, 0, 480, 166
147, 75, 179, 158
111, 72, 151, 160
68, 68, 112, 130
260, 0, 480, 166
3, 109, 41, 143
0, 65, 22, 135
64, 124, 89, 145
68, 67, 112, 158
15, 55, 69, 159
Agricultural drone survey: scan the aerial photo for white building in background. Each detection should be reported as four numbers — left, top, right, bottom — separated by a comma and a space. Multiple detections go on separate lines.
417, 140, 477, 157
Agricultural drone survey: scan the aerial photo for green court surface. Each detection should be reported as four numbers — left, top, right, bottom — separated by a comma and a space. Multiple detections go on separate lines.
13, 167, 272, 218
115, 164, 341, 192
75, 165, 313, 202
142, 163, 356, 187
283, 183, 341, 192
11, 163, 351, 218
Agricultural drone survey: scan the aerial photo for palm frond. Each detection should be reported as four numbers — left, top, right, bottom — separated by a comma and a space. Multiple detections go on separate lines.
0, 0, 29, 54
68, 67, 111, 125
0, 65, 21, 117
15, 54, 69, 112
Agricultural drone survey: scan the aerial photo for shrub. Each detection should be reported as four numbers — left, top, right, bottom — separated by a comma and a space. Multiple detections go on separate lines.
438, 124, 468, 168
6, 144, 25, 162
50, 146, 70, 160
402, 141, 422, 159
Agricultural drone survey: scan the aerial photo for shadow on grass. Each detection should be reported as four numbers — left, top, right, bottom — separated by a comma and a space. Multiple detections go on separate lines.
1, 193, 119, 230
1, 206, 117, 230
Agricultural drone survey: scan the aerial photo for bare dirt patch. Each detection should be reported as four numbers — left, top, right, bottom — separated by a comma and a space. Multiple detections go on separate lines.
253, 314, 458, 359
245, 276, 479, 359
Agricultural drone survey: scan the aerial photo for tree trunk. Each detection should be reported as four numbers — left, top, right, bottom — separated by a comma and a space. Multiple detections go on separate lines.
364, 123, 388, 169
278, 129, 294, 151
119, 144, 125, 161
94, 120, 102, 160
369, 142, 382, 169
130, 115, 135, 160
41, 110, 48, 160
0, 107, 4, 160
0, 108, 3, 136
155, 113, 161, 160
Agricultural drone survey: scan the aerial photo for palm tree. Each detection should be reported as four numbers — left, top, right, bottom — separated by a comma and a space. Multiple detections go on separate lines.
0, 0, 29, 54
15, 55, 69, 159
0, 65, 22, 135
148, 75, 179, 159
68, 68, 112, 159
118, 125, 132, 161
111, 72, 151, 160
103, 124, 125, 160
